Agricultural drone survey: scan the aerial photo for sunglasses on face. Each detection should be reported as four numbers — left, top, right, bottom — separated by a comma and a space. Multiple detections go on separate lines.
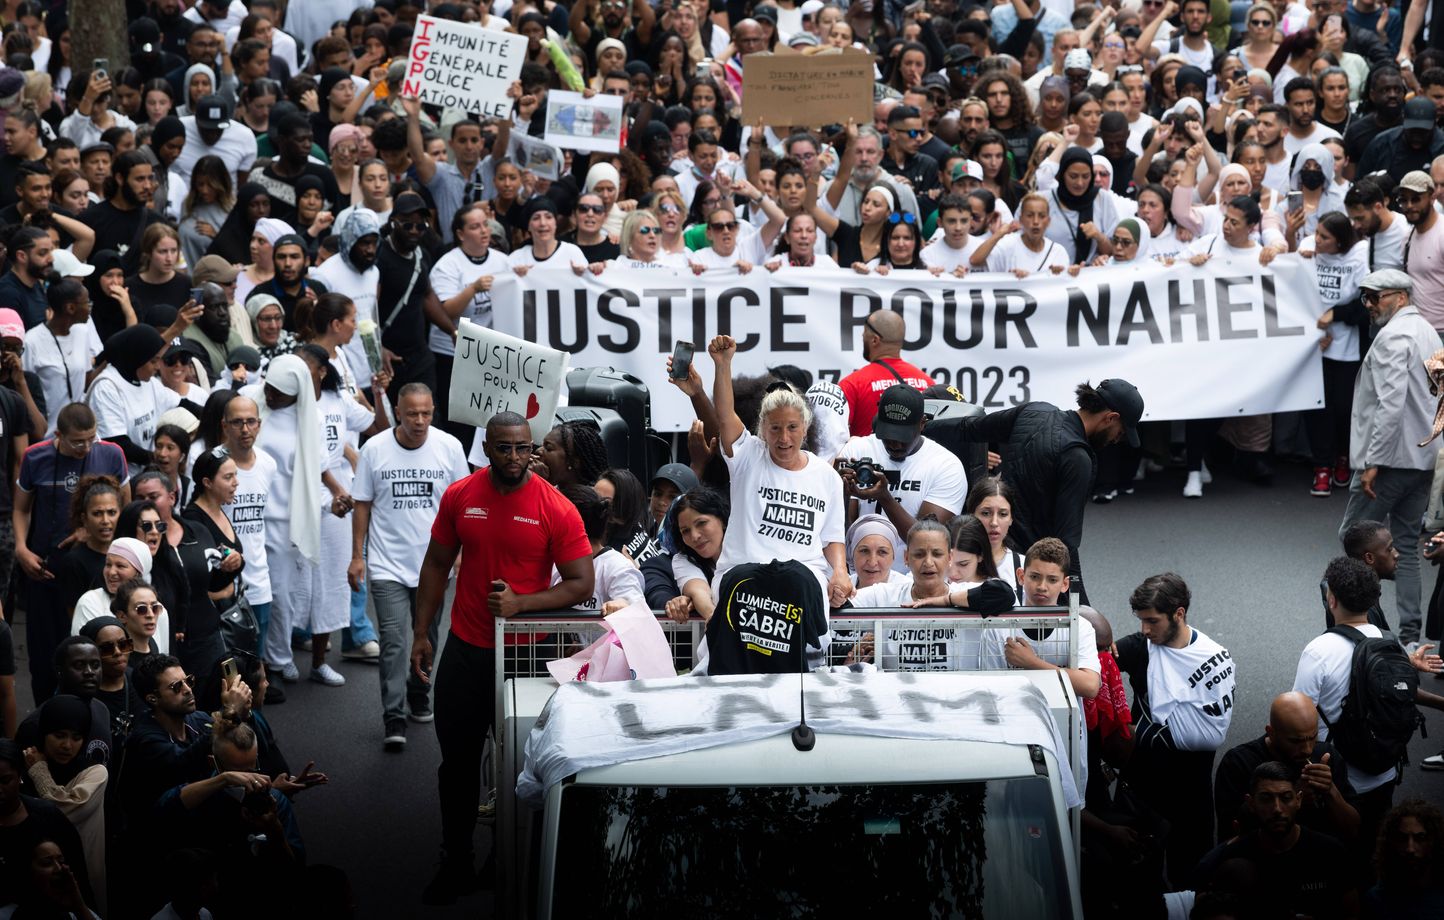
1110, 235, 1136, 247
135, 602, 166, 617
166, 673, 195, 693
163, 352, 190, 365
887, 211, 917, 225
1250, 18, 1273, 25
659, 202, 681, 214
637, 225, 661, 235
98, 638, 134, 656
709, 220, 738, 231
577, 203, 606, 214
492, 442, 535, 455
137, 519, 169, 534
897, 128, 923, 138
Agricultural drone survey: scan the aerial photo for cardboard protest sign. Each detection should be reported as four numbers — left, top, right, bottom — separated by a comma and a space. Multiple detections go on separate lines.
508, 133, 564, 180
741, 49, 873, 127
544, 90, 624, 153
449, 318, 569, 442
403, 15, 525, 118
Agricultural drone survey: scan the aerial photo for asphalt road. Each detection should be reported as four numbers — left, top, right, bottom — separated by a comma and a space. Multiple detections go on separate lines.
9, 458, 1444, 917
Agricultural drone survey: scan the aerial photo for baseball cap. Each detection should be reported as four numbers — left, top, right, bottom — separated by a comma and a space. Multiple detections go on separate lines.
1399, 169, 1436, 194
872, 385, 925, 442
51, 249, 94, 279
393, 192, 429, 216
0, 307, 23, 340
192, 254, 239, 285
920, 72, 951, 92
950, 159, 983, 182
166, 337, 213, 376
1359, 268, 1412, 293
1063, 49, 1092, 72
1096, 379, 1144, 448
227, 345, 262, 372
650, 462, 699, 494
788, 31, 820, 47
1403, 96, 1437, 131
753, 5, 778, 23
196, 95, 232, 131
130, 18, 161, 54
0, 68, 23, 109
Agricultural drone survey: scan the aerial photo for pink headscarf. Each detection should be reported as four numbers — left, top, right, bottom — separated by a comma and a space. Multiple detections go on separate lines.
329, 123, 364, 154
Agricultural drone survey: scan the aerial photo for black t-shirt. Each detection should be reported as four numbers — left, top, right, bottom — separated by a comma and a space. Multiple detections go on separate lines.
706, 559, 828, 676
1193, 828, 1353, 919
252, 276, 328, 331
172, 512, 227, 640
1213, 735, 1355, 844
95, 676, 146, 744
56, 543, 106, 614
251, 161, 342, 225
999, 123, 1045, 182
562, 232, 620, 263
375, 240, 435, 363
125, 271, 194, 316
0, 796, 93, 904
919, 134, 952, 167
79, 200, 166, 273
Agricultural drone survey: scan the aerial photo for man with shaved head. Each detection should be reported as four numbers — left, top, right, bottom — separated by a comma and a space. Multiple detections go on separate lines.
838, 311, 936, 438
1214, 691, 1359, 844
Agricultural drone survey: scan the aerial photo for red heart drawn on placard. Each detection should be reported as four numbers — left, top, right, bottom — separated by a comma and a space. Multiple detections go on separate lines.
525, 392, 540, 419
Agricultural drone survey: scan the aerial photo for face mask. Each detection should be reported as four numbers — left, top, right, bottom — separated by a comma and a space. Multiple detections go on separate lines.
1299, 168, 1326, 190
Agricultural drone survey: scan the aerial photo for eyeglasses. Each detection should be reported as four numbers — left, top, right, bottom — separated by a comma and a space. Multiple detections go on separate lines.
1109, 235, 1137, 247
491, 442, 535, 455
165, 673, 194, 694
1363, 290, 1401, 305
225, 418, 260, 429
62, 435, 96, 451
708, 220, 738, 231
658, 202, 681, 214
887, 211, 917, 225
137, 519, 169, 534
637, 225, 661, 235
577, 203, 606, 214
1, 341, 22, 355
98, 637, 134, 656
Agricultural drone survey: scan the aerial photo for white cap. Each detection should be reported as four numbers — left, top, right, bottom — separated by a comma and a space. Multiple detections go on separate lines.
801, 0, 825, 14
1063, 49, 1092, 71
51, 249, 94, 278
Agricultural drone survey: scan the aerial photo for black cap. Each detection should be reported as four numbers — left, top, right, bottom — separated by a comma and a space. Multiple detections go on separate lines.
873, 385, 925, 441
196, 95, 231, 131
227, 345, 262, 372
129, 17, 161, 53
1096, 379, 1144, 448
753, 5, 778, 22
650, 462, 699, 493
393, 191, 429, 216
1404, 96, 1437, 131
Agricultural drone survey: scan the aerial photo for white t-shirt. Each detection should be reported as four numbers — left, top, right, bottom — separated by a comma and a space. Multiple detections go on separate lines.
317, 388, 373, 481
984, 234, 1069, 274
982, 612, 1101, 678
835, 435, 968, 566
1187, 234, 1263, 264
672, 553, 710, 593
507, 240, 586, 272
173, 117, 259, 187
352, 427, 471, 587
23, 320, 102, 435
428, 246, 508, 356
86, 367, 181, 474
1293, 623, 1398, 792
612, 252, 690, 272
1282, 122, 1342, 156
852, 577, 991, 670
921, 236, 983, 272
691, 234, 769, 269
227, 451, 277, 605
569, 547, 645, 612
716, 428, 846, 591
1301, 235, 1369, 362
1369, 212, 1409, 271
310, 255, 381, 388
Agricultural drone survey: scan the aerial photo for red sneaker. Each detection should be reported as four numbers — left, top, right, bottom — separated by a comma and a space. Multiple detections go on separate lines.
1332, 457, 1350, 488
1311, 467, 1333, 497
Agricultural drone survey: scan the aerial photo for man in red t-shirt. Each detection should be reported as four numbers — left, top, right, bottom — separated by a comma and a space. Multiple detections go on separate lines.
411, 411, 594, 905
838, 310, 934, 437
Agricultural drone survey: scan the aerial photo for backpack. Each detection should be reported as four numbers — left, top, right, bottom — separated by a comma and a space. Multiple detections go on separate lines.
1318, 625, 1423, 774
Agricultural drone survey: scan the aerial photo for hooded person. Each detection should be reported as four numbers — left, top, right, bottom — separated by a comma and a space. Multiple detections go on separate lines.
27, 693, 109, 912
83, 250, 131, 342
247, 353, 322, 683
176, 63, 219, 117
143, 116, 188, 220
584, 160, 626, 238
1174, 65, 1208, 103
1038, 145, 1138, 263
310, 206, 382, 390
292, 173, 328, 255
1283, 141, 1347, 239
206, 182, 273, 263
86, 323, 184, 474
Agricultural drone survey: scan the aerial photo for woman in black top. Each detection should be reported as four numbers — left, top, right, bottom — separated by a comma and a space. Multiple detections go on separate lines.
77, 617, 144, 746
206, 183, 272, 264
124, 224, 192, 317
116, 499, 186, 646
177, 449, 245, 678
56, 476, 122, 617
809, 181, 894, 268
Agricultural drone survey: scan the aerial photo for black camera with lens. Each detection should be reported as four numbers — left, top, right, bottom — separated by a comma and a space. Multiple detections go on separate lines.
845, 458, 879, 488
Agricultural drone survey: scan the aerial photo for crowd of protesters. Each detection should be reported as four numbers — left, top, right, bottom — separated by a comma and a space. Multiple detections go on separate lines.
0, 0, 1436, 915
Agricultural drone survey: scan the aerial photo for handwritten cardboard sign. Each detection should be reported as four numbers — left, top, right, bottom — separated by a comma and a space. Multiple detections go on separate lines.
403, 15, 526, 118
741, 49, 873, 127
449, 319, 569, 442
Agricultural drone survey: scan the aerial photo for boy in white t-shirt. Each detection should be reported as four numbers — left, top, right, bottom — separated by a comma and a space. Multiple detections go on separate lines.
982, 537, 1100, 696
919, 194, 982, 275
972, 193, 1070, 276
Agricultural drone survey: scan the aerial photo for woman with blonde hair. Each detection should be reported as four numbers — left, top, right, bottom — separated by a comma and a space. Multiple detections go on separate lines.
653, 187, 690, 257
179, 155, 235, 267
613, 209, 689, 269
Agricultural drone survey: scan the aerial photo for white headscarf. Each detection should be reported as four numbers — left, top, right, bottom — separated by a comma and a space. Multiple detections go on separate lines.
261, 354, 322, 564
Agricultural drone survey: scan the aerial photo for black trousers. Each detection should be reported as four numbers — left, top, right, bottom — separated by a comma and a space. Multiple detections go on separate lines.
433, 352, 475, 447
1304, 357, 1360, 467
433, 631, 497, 862
25, 574, 64, 701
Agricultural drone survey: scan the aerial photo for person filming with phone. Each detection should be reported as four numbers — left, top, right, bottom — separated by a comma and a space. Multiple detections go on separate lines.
409, 410, 594, 905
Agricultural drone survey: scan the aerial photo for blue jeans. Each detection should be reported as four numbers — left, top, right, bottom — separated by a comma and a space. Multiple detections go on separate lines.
251, 602, 271, 659
372, 579, 438, 724
343, 578, 379, 650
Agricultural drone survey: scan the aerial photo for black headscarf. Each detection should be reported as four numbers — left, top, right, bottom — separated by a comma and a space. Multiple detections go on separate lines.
207, 182, 270, 263
99, 324, 165, 382
1054, 146, 1099, 261
36, 694, 92, 785
85, 250, 128, 343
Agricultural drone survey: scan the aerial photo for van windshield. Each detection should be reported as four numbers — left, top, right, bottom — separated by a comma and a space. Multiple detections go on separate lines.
553, 777, 1072, 918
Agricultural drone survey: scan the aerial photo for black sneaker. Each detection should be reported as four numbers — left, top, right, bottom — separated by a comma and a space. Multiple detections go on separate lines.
264, 683, 286, 705
383, 719, 407, 752
421, 857, 481, 906
409, 696, 434, 723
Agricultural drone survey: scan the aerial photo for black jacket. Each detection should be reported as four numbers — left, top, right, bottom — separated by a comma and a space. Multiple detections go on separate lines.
927, 402, 1094, 574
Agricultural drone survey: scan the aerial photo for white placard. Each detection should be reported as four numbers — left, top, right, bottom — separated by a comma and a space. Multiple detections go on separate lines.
508, 133, 563, 181
543, 90, 624, 154
448, 318, 569, 443
403, 15, 525, 118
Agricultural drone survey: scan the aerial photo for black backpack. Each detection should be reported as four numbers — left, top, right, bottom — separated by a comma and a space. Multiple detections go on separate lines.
1318, 625, 1422, 774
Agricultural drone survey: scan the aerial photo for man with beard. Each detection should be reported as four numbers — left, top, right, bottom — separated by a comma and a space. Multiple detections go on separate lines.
310, 208, 381, 390
568, 0, 654, 65
1255, 104, 1293, 193
140, 116, 187, 221
374, 193, 443, 400
1194, 762, 1356, 916
1214, 692, 1359, 845
173, 95, 255, 190
819, 124, 920, 226
1345, 177, 1408, 273
411, 411, 593, 904
1344, 66, 1407, 172
1147, 0, 1216, 77
0, 227, 53, 329
1365, 801, 1444, 914
251, 112, 340, 226
253, 234, 326, 329
1357, 97, 1444, 183
837, 310, 934, 437
1115, 573, 1236, 886
957, 98, 990, 153
928, 380, 1143, 601
1283, 77, 1342, 155
79, 150, 165, 273
182, 282, 244, 375
1399, 173, 1444, 333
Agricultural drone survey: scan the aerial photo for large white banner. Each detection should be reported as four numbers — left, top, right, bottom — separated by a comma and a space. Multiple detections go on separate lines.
489, 257, 1326, 432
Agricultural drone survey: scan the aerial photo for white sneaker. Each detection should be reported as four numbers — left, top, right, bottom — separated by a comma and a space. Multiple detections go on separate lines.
1200, 461, 1213, 485
342, 640, 381, 661
1143, 458, 1165, 474
1183, 471, 1204, 498
278, 662, 300, 683
310, 663, 346, 686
